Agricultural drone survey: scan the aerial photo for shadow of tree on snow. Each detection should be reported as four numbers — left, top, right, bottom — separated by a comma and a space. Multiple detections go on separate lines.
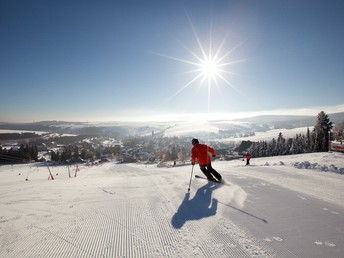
171, 182, 221, 229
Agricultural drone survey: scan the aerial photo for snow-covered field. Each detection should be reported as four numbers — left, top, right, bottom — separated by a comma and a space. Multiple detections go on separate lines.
1, 152, 343, 258
226, 127, 312, 143
161, 122, 311, 142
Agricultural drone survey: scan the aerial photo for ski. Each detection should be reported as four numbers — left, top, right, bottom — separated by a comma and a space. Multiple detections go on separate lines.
195, 175, 230, 186
195, 174, 221, 183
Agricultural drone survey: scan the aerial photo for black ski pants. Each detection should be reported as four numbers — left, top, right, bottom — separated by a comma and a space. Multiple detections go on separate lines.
199, 163, 222, 181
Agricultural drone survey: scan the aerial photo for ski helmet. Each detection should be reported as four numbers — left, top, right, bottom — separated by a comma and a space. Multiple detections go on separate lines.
191, 138, 199, 145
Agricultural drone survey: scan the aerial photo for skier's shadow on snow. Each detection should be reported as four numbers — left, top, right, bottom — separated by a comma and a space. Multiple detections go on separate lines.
171, 182, 221, 229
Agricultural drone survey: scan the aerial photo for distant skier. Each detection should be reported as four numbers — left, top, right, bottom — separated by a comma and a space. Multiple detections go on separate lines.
191, 138, 222, 182
244, 153, 251, 166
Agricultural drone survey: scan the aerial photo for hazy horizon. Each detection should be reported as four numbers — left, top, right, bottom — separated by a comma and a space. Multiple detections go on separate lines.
1, 104, 343, 124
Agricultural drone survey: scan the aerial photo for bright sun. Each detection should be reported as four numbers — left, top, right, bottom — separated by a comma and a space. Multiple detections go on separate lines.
157, 19, 245, 107
200, 58, 220, 81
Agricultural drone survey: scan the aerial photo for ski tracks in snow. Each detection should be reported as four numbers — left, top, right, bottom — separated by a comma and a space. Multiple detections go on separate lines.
154, 169, 276, 257
1, 163, 277, 258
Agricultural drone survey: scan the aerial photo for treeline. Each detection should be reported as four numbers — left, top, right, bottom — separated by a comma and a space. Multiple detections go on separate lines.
247, 111, 341, 157
50, 142, 121, 163
0, 133, 40, 140
0, 144, 38, 163
161, 145, 188, 163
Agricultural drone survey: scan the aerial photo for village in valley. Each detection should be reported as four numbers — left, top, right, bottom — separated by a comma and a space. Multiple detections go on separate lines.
1, 111, 344, 168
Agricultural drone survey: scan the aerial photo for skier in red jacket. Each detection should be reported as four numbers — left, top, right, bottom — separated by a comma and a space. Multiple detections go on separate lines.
191, 138, 222, 182
244, 153, 251, 166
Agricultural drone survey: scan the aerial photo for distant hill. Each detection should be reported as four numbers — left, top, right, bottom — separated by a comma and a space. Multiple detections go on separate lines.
233, 114, 314, 123
1, 112, 343, 139
329, 112, 344, 125
233, 112, 344, 129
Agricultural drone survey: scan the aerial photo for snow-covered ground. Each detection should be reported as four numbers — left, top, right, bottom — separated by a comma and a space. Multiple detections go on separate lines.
162, 122, 311, 142
225, 126, 312, 143
1, 152, 343, 257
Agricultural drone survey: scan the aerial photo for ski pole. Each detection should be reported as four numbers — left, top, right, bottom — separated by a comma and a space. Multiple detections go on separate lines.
47, 166, 54, 180
187, 165, 194, 192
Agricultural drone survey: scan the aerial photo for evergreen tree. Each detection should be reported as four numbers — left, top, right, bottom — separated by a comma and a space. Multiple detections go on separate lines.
290, 134, 303, 154
73, 145, 79, 161
305, 127, 312, 152
270, 138, 277, 156
50, 151, 60, 162
284, 138, 292, 155
60, 145, 73, 162
80, 149, 87, 160
277, 132, 286, 155
313, 111, 333, 151
29, 145, 38, 161
333, 121, 344, 142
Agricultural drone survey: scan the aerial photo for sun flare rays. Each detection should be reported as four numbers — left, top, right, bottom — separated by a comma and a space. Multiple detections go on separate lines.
159, 21, 246, 111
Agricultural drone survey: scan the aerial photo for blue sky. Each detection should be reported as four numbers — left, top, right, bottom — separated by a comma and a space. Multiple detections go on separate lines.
1, 0, 344, 123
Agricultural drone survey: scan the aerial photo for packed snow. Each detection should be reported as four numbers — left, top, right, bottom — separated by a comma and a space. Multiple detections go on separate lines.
1, 152, 343, 257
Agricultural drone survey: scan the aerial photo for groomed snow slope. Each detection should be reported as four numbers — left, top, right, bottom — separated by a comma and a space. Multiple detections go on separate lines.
1, 152, 343, 258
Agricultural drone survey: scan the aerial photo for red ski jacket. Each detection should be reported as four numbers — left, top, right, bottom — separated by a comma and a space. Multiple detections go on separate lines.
191, 143, 216, 165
